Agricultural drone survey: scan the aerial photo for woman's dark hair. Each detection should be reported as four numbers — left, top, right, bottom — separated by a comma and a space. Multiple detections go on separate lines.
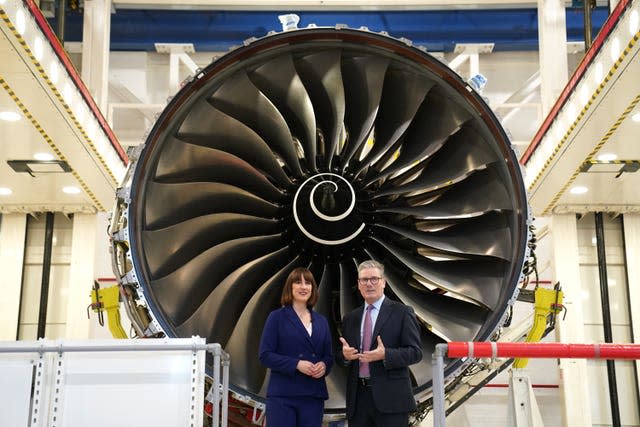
281, 267, 319, 308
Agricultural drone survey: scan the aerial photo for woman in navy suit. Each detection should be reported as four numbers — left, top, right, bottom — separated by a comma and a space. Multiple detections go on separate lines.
259, 268, 333, 427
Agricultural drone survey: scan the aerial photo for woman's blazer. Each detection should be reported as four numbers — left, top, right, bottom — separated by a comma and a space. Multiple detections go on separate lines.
259, 305, 333, 399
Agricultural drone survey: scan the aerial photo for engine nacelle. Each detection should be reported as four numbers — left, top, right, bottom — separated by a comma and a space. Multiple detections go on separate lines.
109, 27, 530, 417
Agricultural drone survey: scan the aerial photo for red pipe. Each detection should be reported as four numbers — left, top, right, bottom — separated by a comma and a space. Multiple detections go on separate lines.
448, 342, 640, 360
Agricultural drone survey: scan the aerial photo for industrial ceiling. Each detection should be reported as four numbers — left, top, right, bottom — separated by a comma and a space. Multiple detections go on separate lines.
0, 0, 639, 216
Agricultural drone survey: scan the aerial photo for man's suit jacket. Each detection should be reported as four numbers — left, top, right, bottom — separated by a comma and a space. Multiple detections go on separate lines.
259, 305, 333, 399
340, 297, 422, 419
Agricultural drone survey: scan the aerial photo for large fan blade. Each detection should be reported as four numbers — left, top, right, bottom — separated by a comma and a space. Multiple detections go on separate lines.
209, 70, 304, 178
177, 99, 292, 188
338, 260, 361, 318
374, 125, 499, 197
339, 54, 389, 170
156, 143, 284, 202
375, 168, 513, 220
361, 93, 473, 187
144, 181, 280, 230
385, 266, 488, 342
356, 68, 435, 171
249, 54, 318, 172
372, 211, 512, 261
369, 237, 507, 310
294, 50, 345, 169
143, 214, 280, 278
152, 235, 286, 326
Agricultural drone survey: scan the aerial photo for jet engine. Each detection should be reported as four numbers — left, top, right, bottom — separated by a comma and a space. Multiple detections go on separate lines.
109, 26, 530, 417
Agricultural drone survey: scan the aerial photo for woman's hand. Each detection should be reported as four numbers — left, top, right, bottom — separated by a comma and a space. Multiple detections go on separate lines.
296, 360, 315, 376
297, 360, 326, 378
309, 361, 326, 378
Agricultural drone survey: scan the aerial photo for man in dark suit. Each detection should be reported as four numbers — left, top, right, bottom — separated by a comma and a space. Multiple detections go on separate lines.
338, 260, 422, 426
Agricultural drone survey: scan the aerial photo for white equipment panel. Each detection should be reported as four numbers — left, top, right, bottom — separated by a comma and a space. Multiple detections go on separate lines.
0, 337, 227, 427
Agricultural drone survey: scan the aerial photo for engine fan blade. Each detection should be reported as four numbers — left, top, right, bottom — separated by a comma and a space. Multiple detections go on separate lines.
248, 54, 318, 172
153, 235, 287, 326
144, 181, 280, 230
177, 99, 293, 188
209, 70, 304, 178
156, 143, 284, 202
143, 213, 281, 278
294, 50, 345, 169
356, 68, 435, 172
339, 54, 389, 170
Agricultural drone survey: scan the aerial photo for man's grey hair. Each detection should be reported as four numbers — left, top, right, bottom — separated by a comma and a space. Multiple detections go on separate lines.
357, 260, 385, 277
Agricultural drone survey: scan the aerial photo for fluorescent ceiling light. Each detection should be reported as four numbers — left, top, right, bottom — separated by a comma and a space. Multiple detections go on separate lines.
0, 187, 12, 196
15, 10, 26, 35
570, 186, 588, 195
630, 10, 639, 36
610, 37, 620, 62
34, 36, 43, 61
0, 111, 21, 121
34, 152, 55, 161
597, 153, 617, 161
49, 63, 58, 84
62, 186, 81, 194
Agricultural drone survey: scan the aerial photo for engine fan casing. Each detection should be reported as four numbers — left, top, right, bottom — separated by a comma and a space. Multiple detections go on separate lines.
110, 27, 530, 415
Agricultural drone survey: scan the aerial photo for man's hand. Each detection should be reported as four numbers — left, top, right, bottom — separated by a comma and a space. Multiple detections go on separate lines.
359, 336, 385, 362
339, 337, 359, 361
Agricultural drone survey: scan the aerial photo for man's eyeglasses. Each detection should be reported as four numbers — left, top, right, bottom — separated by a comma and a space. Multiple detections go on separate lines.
358, 277, 382, 285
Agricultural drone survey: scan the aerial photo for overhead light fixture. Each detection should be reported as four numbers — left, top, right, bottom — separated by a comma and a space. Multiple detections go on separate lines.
580, 84, 589, 107
610, 37, 621, 62
7, 159, 72, 176
34, 36, 43, 61
0, 111, 21, 121
570, 186, 588, 195
0, 187, 12, 196
632, 112, 640, 122
630, 10, 639, 36
49, 62, 58, 84
33, 152, 55, 161
63, 82, 73, 105
15, 9, 26, 35
594, 62, 604, 85
597, 153, 617, 161
580, 159, 639, 176
62, 186, 81, 194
